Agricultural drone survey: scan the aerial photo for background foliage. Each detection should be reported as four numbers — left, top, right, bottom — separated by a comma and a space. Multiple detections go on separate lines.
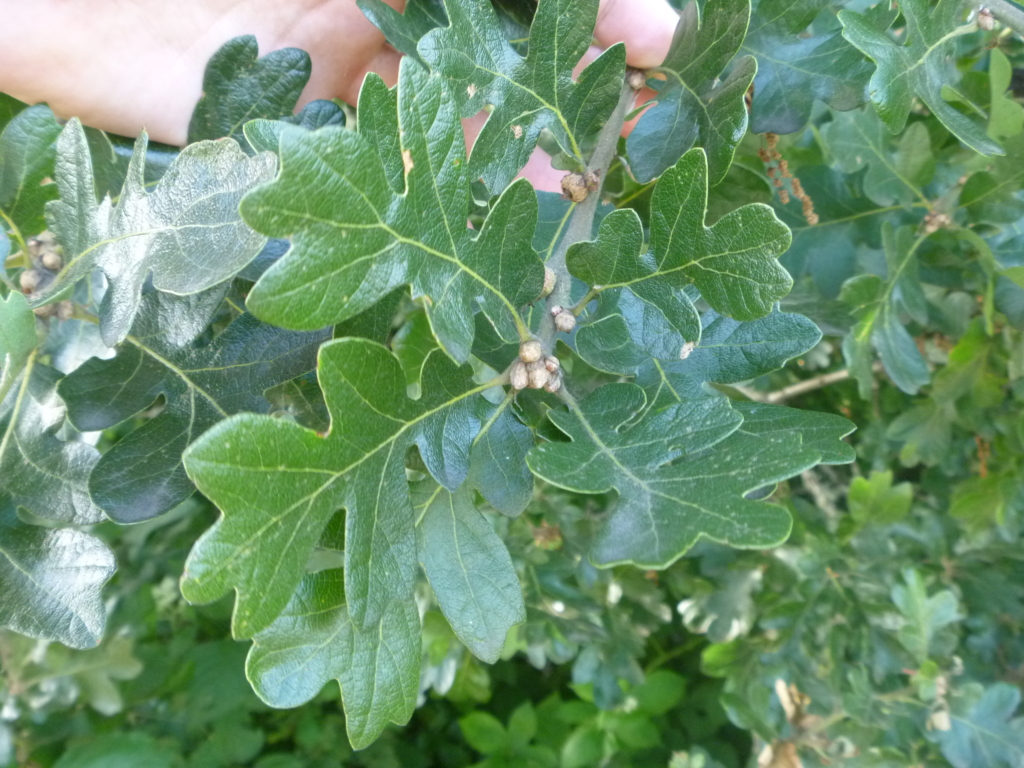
2, 0, 1024, 765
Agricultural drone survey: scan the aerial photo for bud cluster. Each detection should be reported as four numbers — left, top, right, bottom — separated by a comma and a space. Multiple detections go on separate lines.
17, 232, 72, 319
511, 340, 562, 393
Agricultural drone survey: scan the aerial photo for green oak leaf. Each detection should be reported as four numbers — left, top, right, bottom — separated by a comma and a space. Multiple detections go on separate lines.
891, 568, 962, 663
187, 35, 312, 149
839, 0, 1003, 155
988, 48, 1024, 142
0, 291, 36, 394
242, 60, 544, 363
568, 149, 793, 323
241, 99, 347, 156
1, 360, 103, 526
246, 569, 420, 750
931, 683, 1024, 768
418, 0, 626, 190
730, 401, 855, 464
527, 383, 843, 567
38, 118, 275, 346
468, 395, 534, 517
822, 109, 933, 207
180, 338, 493, 638
414, 481, 525, 662
0, 104, 62, 238
0, 501, 115, 650
636, 306, 821, 385
627, 0, 755, 184
58, 288, 328, 523
840, 223, 930, 396
743, 0, 873, 134
358, 0, 448, 62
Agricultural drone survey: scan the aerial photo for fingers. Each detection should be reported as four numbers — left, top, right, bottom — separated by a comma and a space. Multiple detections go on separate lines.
594, 0, 678, 69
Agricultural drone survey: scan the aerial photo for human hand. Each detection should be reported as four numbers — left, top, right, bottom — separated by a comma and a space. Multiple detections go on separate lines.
0, 0, 677, 187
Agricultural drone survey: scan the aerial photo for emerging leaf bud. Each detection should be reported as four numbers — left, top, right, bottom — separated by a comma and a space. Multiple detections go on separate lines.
550, 305, 563, 316
527, 359, 550, 389
540, 267, 556, 298
510, 360, 529, 391
41, 251, 63, 271
543, 369, 562, 393
33, 302, 56, 318
56, 301, 73, 321
19, 269, 41, 293
544, 355, 560, 373
626, 68, 647, 91
978, 7, 995, 30
560, 172, 588, 203
584, 170, 601, 192
519, 339, 543, 363
553, 310, 576, 333
679, 341, 695, 360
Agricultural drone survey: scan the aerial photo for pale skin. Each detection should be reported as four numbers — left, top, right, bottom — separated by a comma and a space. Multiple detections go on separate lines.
0, 0, 677, 189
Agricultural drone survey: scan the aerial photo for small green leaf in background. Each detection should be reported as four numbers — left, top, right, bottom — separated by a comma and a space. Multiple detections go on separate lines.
931, 683, 1024, 768
743, 0, 873, 134
627, 0, 754, 184
891, 569, 962, 664
242, 60, 544, 362
841, 223, 930, 396
460, 711, 510, 754
0, 104, 61, 238
950, 475, 1016, 529
839, 0, 1003, 155
40, 118, 275, 345
418, 0, 626, 190
822, 109, 933, 207
52, 732, 175, 768
58, 288, 328, 522
847, 470, 912, 525
988, 48, 1024, 142
188, 35, 312, 149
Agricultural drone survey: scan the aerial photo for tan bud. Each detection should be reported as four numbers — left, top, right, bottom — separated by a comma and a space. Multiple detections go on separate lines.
510, 360, 529, 390
19, 269, 41, 293
41, 251, 63, 271
626, 68, 647, 91
544, 355, 560, 373
56, 301, 73, 321
554, 310, 576, 333
560, 172, 588, 203
26, 237, 42, 256
519, 339, 543, 363
583, 170, 601, 192
550, 305, 564, 317
33, 303, 56, 318
540, 267, 556, 298
528, 363, 550, 389
978, 7, 995, 30
543, 369, 562, 393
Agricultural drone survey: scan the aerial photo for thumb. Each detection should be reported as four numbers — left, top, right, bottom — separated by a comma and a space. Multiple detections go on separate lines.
594, 0, 678, 69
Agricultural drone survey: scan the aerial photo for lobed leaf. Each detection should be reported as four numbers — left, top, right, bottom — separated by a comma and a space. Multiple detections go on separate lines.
58, 289, 328, 523
627, 0, 754, 184
39, 119, 276, 346
242, 60, 544, 363
418, 0, 626, 190
181, 338, 491, 638
839, 0, 1002, 155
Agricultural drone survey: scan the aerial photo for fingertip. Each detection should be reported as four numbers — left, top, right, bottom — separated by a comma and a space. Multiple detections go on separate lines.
594, 0, 678, 70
